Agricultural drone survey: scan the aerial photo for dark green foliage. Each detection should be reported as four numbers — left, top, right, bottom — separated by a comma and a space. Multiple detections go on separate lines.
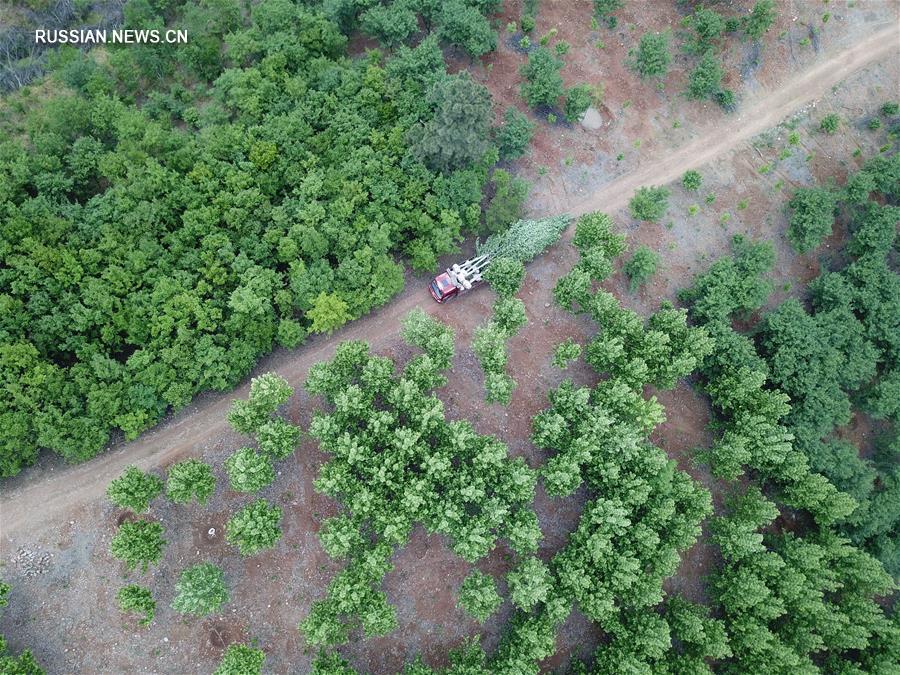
629, 186, 670, 222
0, 584, 8, 610
225, 499, 283, 555
564, 84, 593, 122
686, 52, 723, 100
0, 1, 489, 477
593, 0, 624, 28
881, 101, 899, 116
457, 570, 501, 621
166, 459, 215, 505
359, 4, 418, 48
214, 644, 265, 675
107, 467, 164, 513
819, 112, 841, 134
496, 107, 535, 160
410, 72, 493, 173
623, 245, 660, 291
484, 170, 529, 234
520, 47, 564, 108
437, 0, 498, 58
629, 32, 671, 79
687, 7, 725, 52
110, 520, 166, 573
484, 257, 525, 299
171, 563, 229, 616
786, 186, 837, 253
715, 88, 736, 111
682, 170, 702, 191
116, 585, 156, 626
743, 0, 777, 40
224, 448, 275, 493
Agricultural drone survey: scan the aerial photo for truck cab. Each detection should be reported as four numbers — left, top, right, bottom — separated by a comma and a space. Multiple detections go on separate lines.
429, 272, 459, 303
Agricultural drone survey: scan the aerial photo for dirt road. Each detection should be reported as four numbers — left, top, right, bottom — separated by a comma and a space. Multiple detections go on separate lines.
2, 22, 898, 535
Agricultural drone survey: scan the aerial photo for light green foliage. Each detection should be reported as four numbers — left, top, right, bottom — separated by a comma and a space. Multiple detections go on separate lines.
555, 212, 625, 310
224, 448, 275, 493
107, 466, 163, 513
630, 32, 671, 79
484, 170, 529, 235
786, 186, 837, 253
552, 339, 582, 369
564, 84, 593, 122
257, 418, 301, 460
623, 245, 660, 291
743, 0, 777, 40
629, 186, 670, 222
166, 459, 215, 505
477, 215, 571, 264
401, 308, 456, 372
116, 585, 155, 626
410, 73, 493, 174
507, 557, 552, 612
682, 170, 702, 191
474, 321, 514, 403
520, 47, 564, 108
819, 113, 841, 134
497, 107, 535, 160
457, 570, 502, 622
226, 499, 283, 555
307, 292, 352, 336
310, 651, 357, 674
484, 258, 525, 299
493, 298, 527, 336
110, 520, 166, 573
301, 332, 538, 647
171, 563, 229, 616
687, 52, 723, 100
227, 373, 293, 436
214, 644, 265, 675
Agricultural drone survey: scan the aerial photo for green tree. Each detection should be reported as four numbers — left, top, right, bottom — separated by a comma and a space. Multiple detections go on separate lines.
484, 170, 529, 234
307, 292, 351, 335
228, 373, 293, 435
214, 644, 266, 675
171, 563, 229, 616
224, 448, 275, 493
743, 0, 777, 40
630, 32, 671, 79
552, 339, 582, 369
457, 570, 502, 622
819, 113, 840, 134
623, 245, 660, 291
110, 520, 166, 573
484, 258, 525, 299
116, 585, 155, 626
520, 48, 564, 109
411, 73, 493, 173
786, 187, 837, 253
507, 556, 552, 612
564, 84, 593, 122
593, 0, 624, 28
226, 499, 283, 555
359, 4, 417, 48
688, 7, 725, 51
682, 170, 702, 191
257, 418, 301, 460
629, 186, 670, 222
497, 107, 535, 160
437, 0, 498, 58
107, 466, 164, 513
687, 53, 723, 100
166, 459, 216, 505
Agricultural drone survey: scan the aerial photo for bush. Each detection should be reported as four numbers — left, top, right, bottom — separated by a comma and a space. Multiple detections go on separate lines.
552, 339, 582, 369
166, 459, 216, 505
497, 107, 535, 160
107, 467, 163, 513
564, 84, 593, 122
743, 0, 777, 40
630, 32, 671, 79
507, 557, 552, 611
682, 170, 702, 191
457, 571, 501, 622
819, 113, 840, 134
110, 520, 166, 573
629, 186, 670, 222
686, 53, 723, 100
881, 101, 899, 116
484, 258, 526, 299
623, 246, 660, 291
171, 563, 229, 616
786, 187, 837, 253
214, 644, 266, 675
484, 170, 529, 234
715, 89, 736, 111
226, 499, 283, 555
520, 48, 564, 108
224, 448, 275, 493
116, 585, 155, 626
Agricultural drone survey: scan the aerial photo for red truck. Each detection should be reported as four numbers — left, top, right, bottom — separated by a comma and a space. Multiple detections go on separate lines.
429, 254, 491, 303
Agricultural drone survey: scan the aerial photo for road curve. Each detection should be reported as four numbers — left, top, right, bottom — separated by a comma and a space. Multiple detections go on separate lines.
2, 22, 898, 535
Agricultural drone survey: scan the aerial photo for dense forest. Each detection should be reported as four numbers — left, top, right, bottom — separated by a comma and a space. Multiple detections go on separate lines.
0, 0, 504, 477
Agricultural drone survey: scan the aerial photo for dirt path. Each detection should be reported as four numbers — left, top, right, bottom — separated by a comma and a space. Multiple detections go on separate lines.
2, 22, 897, 536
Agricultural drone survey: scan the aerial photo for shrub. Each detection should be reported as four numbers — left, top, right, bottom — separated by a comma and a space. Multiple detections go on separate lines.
116, 585, 155, 626
497, 107, 535, 160
880, 101, 899, 116
224, 448, 275, 493
226, 499, 283, 555
687, 53, 723, 100
743, 0, 777, 40
682, 170, 702, 191
786, 187, 837, 253
520, 48, 564, 108
214, 644, 266, 675
629, 186, 670, 222
564, 84, 593, 122
819, 113, 840, 134
107, 466, 163, 513
171, 563, 229, 616
623, 245, 661, 291
630, 32, 671, 79
166, 459, 216, 505
110, 520, 166, 573
484, 170, 529, 235
457, 571, 502, 622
